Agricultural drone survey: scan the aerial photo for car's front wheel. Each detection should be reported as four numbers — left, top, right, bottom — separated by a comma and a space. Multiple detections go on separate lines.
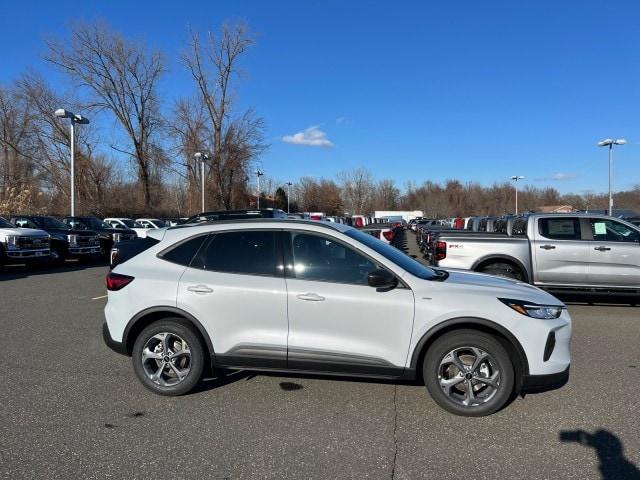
423, 330, 514, 416
132, 319, 205, 396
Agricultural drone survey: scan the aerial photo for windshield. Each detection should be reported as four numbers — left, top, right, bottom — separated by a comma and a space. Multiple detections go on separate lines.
36, 216, 69, 230
0, 217, 13, 228
150, 219, 166, 228
83, 217, 110, 229
121, 219, 143, 228
344, 228, 437, 280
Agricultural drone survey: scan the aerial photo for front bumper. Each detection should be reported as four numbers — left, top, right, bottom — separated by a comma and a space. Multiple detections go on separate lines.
67, 246, 101, 258
521, 365, 570, 393
102, 322, 127, 355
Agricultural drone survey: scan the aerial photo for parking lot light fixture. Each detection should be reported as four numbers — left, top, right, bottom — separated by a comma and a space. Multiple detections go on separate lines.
510, 175, 525, 215
254, 170, 264, 208
597, 138, 626, 215
194, 152, 210, 212
55, 109, 89, 217
286, 182, 293, 213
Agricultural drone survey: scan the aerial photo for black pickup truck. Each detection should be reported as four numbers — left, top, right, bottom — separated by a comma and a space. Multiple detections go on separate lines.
62, 216, 137, 259
10, 215, 101, 263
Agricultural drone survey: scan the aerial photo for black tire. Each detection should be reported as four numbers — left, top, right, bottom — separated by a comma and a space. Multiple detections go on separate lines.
132, 319, 206, 396
423, 329, 515, 417
479, 262, 523, 281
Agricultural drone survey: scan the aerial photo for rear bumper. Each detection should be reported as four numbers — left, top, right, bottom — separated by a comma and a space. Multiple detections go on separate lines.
102, 322, 127, 355
521, 365, 570, 393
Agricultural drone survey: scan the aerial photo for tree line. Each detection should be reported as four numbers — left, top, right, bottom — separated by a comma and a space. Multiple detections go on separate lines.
1, 20, 638, 219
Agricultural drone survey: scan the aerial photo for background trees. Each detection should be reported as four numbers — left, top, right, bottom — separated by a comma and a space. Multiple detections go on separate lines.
0, 20, 637, 218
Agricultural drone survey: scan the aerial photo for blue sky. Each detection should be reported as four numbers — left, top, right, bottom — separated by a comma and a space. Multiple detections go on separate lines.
1, 0, 639, 194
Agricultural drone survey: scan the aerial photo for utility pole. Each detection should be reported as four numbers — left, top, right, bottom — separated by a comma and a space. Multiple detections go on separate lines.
510, 175, 524, 215
55, 109, 89, 216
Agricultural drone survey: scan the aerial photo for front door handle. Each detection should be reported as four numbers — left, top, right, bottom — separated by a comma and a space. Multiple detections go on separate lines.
540, 244, 556, 250
297, 293, 325, 302
187, 284, 214, 294
594, 246, 611, 252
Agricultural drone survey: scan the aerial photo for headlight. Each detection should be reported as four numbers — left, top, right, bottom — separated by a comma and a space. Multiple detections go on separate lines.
112, 233, 121, 242
499, 298, 564, 319
67, 234, 78, 245
5, 235, 18, 249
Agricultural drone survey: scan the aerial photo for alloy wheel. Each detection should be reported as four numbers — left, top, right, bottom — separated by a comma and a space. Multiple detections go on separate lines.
140, 332, 192, 387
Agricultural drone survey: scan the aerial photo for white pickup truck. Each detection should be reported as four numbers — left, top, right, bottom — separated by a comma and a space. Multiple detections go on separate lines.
0, 216, 51, 267
430, 213, 640, 294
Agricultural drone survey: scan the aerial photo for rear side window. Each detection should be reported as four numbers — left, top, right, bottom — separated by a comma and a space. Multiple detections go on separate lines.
160, 235, 208, 266
511, 219, 528, 236
538, 218, 580, 240
192, 230, 279, 276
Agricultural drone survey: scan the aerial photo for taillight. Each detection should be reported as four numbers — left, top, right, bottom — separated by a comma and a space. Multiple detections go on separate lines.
355, 217, 364, 228
383, 230, 394, 241
106, 272, 134, 291
435, 241, 447, 261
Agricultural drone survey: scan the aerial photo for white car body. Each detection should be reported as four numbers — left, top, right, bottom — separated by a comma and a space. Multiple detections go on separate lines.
104, 220, 571, 414
104, 218, 146, 238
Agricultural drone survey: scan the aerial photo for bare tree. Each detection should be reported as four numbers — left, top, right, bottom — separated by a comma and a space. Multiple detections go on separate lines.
183, 22, 266, 209
46, 21, 164, 210
338, 167, 374, 214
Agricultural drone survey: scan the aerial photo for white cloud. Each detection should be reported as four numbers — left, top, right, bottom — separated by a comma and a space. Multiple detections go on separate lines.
552, 172, 577, 180
534, 172, 578, 182
282, 126, 334, 147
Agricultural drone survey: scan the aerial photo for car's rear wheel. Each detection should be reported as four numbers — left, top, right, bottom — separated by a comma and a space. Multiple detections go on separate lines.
132, 319, 205, 396
423, 330, 514, 416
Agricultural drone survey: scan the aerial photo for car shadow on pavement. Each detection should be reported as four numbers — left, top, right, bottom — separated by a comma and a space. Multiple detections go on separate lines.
0, 259, 109, 281
559, 429, 640, 480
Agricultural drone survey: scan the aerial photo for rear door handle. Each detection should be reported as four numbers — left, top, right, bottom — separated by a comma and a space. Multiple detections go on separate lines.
540, 245, 556, 250
187, 284, 214, 294
594, 246, 611, 251
297, 293, 325, 302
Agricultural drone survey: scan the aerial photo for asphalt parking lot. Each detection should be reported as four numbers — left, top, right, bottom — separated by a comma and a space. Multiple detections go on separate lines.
1, 243, 639, 479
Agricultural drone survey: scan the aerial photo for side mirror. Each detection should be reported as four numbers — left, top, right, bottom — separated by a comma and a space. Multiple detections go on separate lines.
368, 269, 398, 290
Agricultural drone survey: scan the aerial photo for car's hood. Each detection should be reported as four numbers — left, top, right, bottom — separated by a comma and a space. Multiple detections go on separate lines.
0, 227, 48, 237
433, 268, 564, 306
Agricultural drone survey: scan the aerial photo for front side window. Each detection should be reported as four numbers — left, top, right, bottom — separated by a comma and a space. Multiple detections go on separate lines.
538, 218, 580, 240
193, 230, 279, 276
288, 232, 379, 285
590, 219, 640, 243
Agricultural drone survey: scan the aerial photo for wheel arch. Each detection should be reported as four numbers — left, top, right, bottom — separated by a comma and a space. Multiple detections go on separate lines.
409, 317, 530, 391
471, 255, 530, 283
123, 306, 215, 361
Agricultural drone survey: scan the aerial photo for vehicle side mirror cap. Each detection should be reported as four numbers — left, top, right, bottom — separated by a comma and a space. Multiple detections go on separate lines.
368, 269, 398, 289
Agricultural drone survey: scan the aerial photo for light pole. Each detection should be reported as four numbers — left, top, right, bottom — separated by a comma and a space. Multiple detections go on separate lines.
510, 175, 524, 214
194, 152, 209, 212
55, 109, 89, 217
597, 138, 626, 215
286, 182, 293, 213
254, 170, 264, 208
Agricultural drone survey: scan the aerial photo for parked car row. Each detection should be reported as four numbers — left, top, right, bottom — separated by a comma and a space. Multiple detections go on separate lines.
413, 213, 640, 297
0, 214, 184, 268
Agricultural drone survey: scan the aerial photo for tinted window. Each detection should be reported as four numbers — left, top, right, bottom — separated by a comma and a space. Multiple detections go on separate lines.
35, 216, 69, 229
194, 230, 279, 276
0, 217, 13, 228
538, 218, 580, 240
160, 235, 208, 266
289, 232, 378, 285
590, 219, 640, 243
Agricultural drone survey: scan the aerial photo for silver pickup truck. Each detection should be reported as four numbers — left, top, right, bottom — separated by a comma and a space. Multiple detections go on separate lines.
430, 213, 640, 293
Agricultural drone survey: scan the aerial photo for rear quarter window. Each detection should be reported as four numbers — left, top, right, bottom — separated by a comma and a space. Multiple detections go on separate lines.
159, 235, 208, 266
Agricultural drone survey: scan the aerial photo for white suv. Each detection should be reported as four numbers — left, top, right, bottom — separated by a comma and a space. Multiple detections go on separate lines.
103, 220, 571, 416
